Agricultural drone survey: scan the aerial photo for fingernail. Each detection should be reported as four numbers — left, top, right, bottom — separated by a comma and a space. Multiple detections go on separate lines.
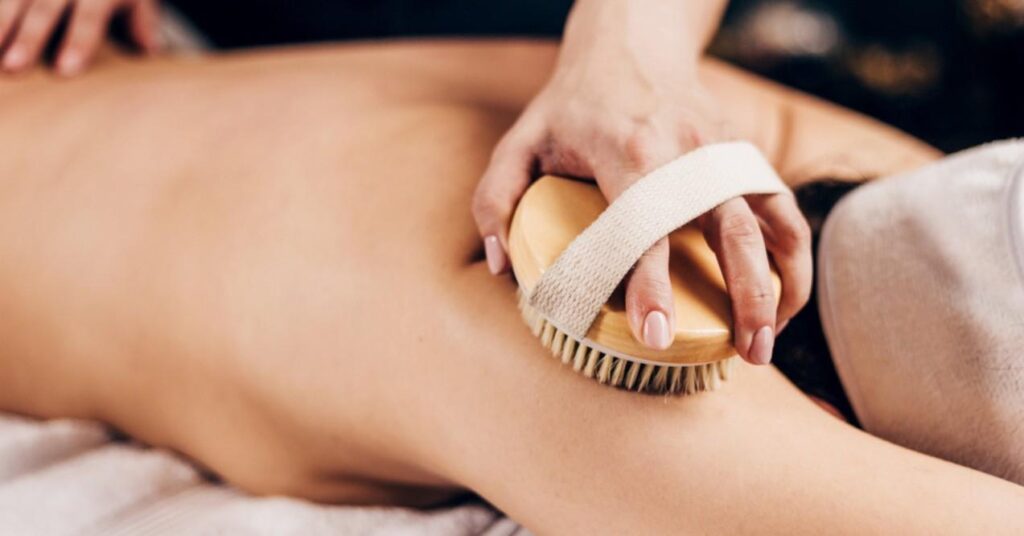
3, 47, 26, 70
749, 326, 775, 365
642, 311, 672, 350
484, 235, 506, 275
58, 53, 83, 76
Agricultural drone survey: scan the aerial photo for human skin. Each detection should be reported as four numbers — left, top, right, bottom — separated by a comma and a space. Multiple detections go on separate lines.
0, 0, 160, 75
0, 42, 1021, 534
475, 0, 810, 366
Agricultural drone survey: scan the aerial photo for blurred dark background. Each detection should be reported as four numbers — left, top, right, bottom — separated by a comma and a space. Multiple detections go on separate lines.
166, 0, 1024, 152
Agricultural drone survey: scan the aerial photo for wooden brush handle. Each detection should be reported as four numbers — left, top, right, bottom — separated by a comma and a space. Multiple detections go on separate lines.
527, 142, 787, 339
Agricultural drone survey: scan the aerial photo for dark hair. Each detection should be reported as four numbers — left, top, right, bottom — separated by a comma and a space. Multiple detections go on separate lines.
772, 180, 862, 425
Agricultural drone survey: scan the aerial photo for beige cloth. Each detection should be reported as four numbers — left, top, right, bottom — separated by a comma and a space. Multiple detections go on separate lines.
0, 414, 525, 536
819, 139, 1024, 484
529, 142, 787, 338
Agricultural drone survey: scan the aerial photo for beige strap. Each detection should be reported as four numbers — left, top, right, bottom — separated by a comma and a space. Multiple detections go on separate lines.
528, 141, 788, 338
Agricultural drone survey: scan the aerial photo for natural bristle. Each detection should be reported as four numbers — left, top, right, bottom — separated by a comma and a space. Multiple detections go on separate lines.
517, 290, 732, 396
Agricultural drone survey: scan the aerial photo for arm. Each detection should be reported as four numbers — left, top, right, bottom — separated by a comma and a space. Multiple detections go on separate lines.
0, 42, 1018, 533
566, 0, 730, 62
474, 0, 811, 368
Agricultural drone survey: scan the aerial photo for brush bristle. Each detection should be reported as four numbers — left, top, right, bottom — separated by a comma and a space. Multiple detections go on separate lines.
517, 290, 732, 395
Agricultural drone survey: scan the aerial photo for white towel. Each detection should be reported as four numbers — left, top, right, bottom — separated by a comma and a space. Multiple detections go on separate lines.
0, 414, 524, 535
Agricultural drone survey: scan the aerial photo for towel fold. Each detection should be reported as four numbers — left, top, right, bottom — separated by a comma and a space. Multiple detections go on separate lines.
0, 414, 521, 535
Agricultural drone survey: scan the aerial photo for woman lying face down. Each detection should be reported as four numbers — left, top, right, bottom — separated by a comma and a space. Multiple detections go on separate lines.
0, 42, 1021, 534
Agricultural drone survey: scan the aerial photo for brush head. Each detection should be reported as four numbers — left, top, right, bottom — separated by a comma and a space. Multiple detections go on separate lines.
517, 289, 735, 395
509, 175, 780, 395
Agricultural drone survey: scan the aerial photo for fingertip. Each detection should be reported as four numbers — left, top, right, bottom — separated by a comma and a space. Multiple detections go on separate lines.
2, 46, 27, 71
57, 51, 84, 77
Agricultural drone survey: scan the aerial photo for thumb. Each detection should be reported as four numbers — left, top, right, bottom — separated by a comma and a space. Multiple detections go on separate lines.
472, 133, 537, 275
625, 237, 675, 350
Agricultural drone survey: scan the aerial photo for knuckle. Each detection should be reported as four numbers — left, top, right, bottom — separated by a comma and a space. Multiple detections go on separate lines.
537, 144, 580, 175
627, 273, 671, 310
744, 287, 775, 305
776, 216, 812, 249
620, 122, 662, 171
15, 25, 40, 40
678, 123, 705, 148
34, 0, 62, 13
727, 273, 774, 306
492, 117, 541, 160
22, 15, 50, 32
734, 287, 775, 325
631, 267, 666, 293
470, 189, 505, 223
74, 7, 104, 27
718, 212, 762, 245
490, 136, 521, 161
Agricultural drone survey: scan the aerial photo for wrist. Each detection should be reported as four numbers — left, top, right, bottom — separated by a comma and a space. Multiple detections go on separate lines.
559, 0, 709, 85
567, 0, 726, 59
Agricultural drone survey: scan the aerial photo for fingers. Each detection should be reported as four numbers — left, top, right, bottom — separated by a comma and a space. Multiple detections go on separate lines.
747, 193, 813, 332
127, 0, 159, 53
56, 0, 114, 75
625, 238, 675, 350
3, 0, 68, 72
472, 124, 541, 275
702, 197, 777, 365
0, 0, 29, 48
2, 0, 156, 75
593, 133, 684, 349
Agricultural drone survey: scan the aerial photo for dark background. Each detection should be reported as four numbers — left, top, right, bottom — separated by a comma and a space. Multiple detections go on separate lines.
165, 0, 1024, 153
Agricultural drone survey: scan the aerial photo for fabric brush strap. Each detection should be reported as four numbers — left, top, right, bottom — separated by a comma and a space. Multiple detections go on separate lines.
527, 141, 788, 339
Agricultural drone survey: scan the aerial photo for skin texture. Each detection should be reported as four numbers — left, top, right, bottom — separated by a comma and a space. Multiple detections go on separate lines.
474, 0, 809, 366
1, 42, 1022, 534
0, 0, 159, 75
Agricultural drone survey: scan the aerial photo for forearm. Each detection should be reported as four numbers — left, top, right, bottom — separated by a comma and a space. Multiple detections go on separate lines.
565, 0, 728, 66
549, 0, 730, 124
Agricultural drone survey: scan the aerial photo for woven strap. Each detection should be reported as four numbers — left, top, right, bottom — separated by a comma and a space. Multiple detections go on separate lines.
527, 141, 787, 338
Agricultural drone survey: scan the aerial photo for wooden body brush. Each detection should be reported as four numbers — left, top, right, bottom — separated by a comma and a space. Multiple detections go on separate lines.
508, 142, 785, 395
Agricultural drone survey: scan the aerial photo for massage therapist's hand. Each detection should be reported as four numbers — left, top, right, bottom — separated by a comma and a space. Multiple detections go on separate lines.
472, 0, 812, 366
0, 0, 161, 75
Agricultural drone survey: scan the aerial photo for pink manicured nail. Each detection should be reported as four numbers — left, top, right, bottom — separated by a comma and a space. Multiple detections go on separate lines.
484, 235, 506, 275
749, 326, 775, 365
3, 47, 26, 70
642, 311, 672, 350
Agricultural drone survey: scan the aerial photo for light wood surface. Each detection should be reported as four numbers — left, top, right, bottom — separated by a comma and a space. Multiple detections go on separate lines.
509, 175, 780, 365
